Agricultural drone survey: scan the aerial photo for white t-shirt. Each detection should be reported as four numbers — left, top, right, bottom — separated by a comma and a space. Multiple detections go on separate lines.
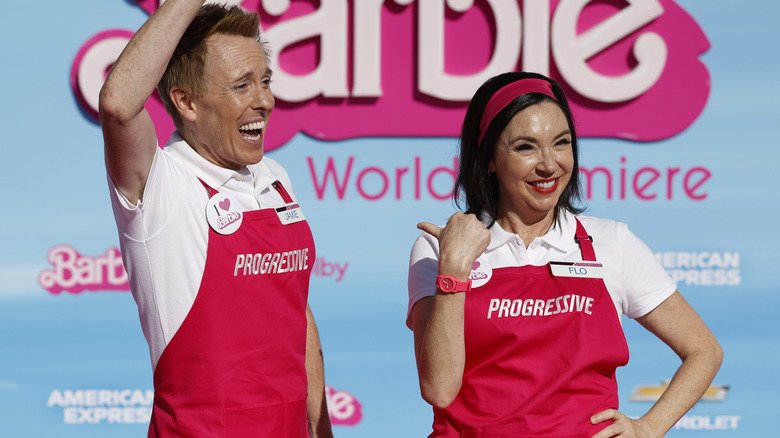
407, 210, 676, 329
108, 132, 298, 371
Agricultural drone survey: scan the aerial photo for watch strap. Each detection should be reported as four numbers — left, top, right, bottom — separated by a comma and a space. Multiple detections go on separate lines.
435, 275, 472, 293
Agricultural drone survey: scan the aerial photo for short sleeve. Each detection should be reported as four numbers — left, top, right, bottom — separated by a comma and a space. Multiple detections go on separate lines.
616, 223, 677, 319
107, 147, 193, 241
406, 232, 441, 329
107, 147, 162, 239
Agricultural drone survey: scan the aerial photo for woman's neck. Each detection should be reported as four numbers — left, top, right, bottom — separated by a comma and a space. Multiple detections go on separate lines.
495, 209, 556, 248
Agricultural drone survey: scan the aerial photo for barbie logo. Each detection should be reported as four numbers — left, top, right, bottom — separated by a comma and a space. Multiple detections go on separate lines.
470, 261, 492, 287
38, 245, 129, 295
470, 261, 489, 280
73, 0, 709, 148
217, 211, 242, 230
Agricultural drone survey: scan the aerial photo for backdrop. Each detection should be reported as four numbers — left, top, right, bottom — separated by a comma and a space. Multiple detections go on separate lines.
1, 0, 777, 436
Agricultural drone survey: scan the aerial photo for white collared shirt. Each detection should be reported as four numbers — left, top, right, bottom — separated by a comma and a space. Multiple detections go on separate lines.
108, 132, 297, 371
407, 210, 676, 328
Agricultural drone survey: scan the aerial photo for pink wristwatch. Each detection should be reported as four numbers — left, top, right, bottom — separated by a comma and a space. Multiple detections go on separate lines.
435, 275, 472, 293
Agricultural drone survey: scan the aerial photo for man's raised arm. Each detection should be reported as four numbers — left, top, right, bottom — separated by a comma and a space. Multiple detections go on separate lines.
99, 0, 204, 204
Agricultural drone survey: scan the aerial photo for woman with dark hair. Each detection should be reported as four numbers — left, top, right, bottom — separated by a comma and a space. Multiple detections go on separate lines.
407, 72, 722, 437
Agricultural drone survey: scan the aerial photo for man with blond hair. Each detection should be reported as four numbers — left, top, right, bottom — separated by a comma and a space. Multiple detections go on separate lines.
99, 1, 332, 436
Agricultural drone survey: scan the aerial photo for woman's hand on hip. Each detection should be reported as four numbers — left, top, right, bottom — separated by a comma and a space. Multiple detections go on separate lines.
590, 409, 658, 438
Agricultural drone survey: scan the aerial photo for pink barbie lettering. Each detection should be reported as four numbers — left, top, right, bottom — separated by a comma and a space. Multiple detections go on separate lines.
38, 245, 129, 295
73, 0, 710, 149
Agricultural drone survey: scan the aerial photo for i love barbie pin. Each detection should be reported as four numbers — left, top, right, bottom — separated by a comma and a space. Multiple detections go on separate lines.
206, 192, 243, 235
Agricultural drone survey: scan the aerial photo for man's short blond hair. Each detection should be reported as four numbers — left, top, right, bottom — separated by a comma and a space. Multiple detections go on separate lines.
157, 5, 269, 128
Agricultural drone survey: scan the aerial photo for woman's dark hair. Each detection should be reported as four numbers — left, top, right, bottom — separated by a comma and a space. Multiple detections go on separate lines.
454, 72, 585, 227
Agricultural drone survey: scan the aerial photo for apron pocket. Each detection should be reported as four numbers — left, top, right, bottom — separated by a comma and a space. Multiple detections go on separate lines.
150, 402, 223, 437
462, 431, 587, 438
223, 398, 307, 438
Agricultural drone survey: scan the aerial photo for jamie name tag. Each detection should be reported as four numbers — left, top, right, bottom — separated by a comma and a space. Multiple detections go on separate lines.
549, 261, 605, 279
276, 203, 305, 225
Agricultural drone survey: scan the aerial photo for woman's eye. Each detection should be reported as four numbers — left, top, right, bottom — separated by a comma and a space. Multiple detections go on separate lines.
556, 138, 572, 147
513, 143, 533, 152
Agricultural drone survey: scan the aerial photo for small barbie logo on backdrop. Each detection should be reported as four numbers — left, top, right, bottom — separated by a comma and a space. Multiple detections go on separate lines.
38, 245, 128, 295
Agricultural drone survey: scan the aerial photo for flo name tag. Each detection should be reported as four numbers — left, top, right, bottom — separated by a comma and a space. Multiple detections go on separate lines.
549, 261, 605, 279
276, 203, 305, 225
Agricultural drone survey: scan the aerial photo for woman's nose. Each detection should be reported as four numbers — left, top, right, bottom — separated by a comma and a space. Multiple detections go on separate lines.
537, 148, 557, 173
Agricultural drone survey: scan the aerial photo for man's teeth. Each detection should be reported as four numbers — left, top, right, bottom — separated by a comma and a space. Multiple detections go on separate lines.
532, 180, 555, 189
239, 121, 265, 140
239, 121, 265, 131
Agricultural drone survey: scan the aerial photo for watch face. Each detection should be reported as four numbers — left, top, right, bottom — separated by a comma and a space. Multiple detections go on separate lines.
441, 277, 455, 291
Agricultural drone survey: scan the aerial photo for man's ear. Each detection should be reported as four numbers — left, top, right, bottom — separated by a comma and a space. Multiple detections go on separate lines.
170, 87, 197, 122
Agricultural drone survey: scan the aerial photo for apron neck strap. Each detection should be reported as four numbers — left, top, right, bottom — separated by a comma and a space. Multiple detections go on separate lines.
272, 180, 294, 203
198, 178, 218, 197
574, 218, 596, 261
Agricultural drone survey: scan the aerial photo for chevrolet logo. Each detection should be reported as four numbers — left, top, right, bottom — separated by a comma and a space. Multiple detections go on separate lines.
630, 381, 729, 402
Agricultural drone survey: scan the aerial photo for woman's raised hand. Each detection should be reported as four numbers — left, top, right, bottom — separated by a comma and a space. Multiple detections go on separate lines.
418, 212, 490, 279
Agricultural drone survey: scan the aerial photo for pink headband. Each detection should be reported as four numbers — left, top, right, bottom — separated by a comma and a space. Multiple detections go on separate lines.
478, 78, 557, 146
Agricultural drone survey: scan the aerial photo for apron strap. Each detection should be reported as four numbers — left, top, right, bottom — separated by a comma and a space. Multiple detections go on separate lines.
198, 178, 218, 197
272, 180, 294, 203
574, 218, 596, 261
198, 178, 293, 203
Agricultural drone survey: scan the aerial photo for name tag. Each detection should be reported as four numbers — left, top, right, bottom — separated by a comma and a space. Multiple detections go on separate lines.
276, 203, 306, 225
549, 261, 605, 279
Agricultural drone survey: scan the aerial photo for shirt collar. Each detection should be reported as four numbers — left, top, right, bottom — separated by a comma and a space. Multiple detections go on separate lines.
165, 131, 269, 190
481, 211, 516, 250
543, 210, 577, 252
247, 159, 277, 192
482, 209, 577, 252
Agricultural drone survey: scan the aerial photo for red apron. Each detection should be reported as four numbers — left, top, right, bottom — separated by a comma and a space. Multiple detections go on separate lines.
149, 181, 314, 437
432, 219, 629, 437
